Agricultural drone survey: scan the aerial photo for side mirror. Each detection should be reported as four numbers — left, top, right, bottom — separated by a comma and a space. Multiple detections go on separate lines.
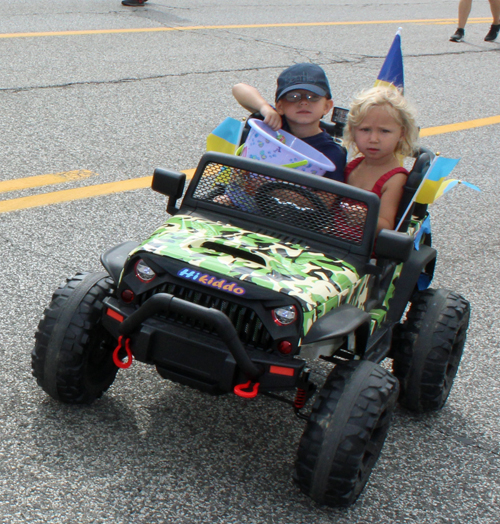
374, 229, 413, 263
152, 168, 186, 215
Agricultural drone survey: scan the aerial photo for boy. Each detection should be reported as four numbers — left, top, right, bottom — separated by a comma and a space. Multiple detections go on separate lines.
233, 63, 346, 181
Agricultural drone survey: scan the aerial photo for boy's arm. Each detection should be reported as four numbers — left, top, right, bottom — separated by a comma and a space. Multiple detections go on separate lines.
232, 83, 282, 130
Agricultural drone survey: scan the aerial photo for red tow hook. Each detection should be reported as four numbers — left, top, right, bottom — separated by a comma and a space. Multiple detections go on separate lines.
234, 380, 260, 399
112, 336, 133, 369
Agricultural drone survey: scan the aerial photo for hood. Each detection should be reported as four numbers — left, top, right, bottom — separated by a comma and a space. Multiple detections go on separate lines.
130, 215, 361, 313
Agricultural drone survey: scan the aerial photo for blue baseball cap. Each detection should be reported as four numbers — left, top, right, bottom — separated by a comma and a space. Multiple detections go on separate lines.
276, 63, 332, 101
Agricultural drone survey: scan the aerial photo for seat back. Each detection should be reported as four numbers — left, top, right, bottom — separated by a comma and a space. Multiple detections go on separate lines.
395, 147, 434, 232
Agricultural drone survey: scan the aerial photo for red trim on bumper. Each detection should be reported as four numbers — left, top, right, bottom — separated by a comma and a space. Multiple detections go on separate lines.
269, 365, 294, 377
107, 308, 124, 322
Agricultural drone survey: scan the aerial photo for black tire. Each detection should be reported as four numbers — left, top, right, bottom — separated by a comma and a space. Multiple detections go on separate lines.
392, 288, 470, 413
32, 272, 118, 404
295, 360, 399, 507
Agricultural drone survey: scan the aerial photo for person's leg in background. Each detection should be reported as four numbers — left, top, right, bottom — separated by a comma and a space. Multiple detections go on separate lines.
122, 0, 148, 6
484, 0, 500, 40
450, 0, 473, 42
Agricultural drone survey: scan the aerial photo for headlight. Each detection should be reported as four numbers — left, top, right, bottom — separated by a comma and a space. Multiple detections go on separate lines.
135, 259, 156, 283
272, 305, 297, 326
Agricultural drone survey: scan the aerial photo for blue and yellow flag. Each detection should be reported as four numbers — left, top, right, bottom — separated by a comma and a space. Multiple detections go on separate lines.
415, 156, 480, 204
206, 117, 244, 155
396, 156, 480, 230
374, 28, 404, 92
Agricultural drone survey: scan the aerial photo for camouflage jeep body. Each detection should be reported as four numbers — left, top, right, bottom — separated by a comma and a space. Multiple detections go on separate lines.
101, 152, 427, 394
129, 215, 370, 336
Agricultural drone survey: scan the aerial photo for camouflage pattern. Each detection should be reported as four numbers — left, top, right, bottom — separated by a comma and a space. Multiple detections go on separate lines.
408, 216, 428, 243
368, 263, 403, 334
127, 215, 371, 335
407, 218, 421, 239
368, 308, 387, 334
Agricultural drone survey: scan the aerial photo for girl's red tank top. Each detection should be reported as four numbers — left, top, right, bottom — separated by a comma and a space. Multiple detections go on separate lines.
344, 156, 408, 197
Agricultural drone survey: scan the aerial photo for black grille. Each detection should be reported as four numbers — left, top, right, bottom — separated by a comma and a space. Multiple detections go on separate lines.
192, 162, 368, 245
138, 282, 273, 351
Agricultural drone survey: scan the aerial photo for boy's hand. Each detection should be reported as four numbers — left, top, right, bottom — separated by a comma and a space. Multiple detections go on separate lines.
232, 84, 283, 130
261, 105, 282, 131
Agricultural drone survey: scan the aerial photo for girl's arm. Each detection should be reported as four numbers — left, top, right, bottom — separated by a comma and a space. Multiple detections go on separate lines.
377, 173, 407, 233
232, 83, 282, 130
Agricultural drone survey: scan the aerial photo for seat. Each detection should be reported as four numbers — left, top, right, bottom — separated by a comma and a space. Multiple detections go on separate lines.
394, 147, 434, 233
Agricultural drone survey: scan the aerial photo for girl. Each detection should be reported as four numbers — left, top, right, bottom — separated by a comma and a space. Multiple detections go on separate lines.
342, 86, 419, 233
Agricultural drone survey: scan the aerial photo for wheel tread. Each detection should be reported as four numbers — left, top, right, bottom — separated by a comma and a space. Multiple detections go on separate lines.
31, 272, 118, 404
295, 360, 399, 507
392, 288, 470, 412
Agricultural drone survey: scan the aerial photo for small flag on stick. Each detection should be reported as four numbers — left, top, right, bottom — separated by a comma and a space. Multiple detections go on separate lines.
206, 117, 244, 155
374, 28, 404, 92
396, 155, 480, 231
414, 156, 480, 204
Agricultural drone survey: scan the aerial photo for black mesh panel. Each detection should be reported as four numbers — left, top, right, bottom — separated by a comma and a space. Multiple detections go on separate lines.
192, 162, 368, 245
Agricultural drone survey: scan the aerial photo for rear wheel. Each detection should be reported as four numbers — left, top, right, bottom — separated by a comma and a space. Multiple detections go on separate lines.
32, 272, 118, 404
294, 360, 399, 507
392, 288, 470, 412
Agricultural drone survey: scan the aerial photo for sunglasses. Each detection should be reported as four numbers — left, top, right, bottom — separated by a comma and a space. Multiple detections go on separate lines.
283, 91, 322, 103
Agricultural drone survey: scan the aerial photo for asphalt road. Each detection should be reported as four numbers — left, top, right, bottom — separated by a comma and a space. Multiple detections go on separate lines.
0, 1, 499, 523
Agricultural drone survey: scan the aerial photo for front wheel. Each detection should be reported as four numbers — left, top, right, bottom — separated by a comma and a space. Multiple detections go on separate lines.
294, 360, 399, 507
392, 288, 470, 412
32, 272, 118, 404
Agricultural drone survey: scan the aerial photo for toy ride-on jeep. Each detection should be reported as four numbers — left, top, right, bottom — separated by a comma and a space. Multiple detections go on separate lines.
32, 146, 470, 507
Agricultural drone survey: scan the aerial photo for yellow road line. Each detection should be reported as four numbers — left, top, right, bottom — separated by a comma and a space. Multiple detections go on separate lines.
0, 169, 195, 214
0, 18, 490, 39
420, 115, 500, 137
0, 170, 96, 194
425, 20, 490, 25
0, 112, 499, 215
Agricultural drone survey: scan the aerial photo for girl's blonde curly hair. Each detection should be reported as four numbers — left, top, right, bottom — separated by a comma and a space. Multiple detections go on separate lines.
343, 86, 419, 158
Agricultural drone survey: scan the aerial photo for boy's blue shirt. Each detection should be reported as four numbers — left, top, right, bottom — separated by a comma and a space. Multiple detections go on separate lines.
299, 131, 346, 182
281, 119, 346, 182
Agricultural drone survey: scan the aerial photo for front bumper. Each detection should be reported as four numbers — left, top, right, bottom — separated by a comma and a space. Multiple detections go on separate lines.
103, 293, 305, 394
